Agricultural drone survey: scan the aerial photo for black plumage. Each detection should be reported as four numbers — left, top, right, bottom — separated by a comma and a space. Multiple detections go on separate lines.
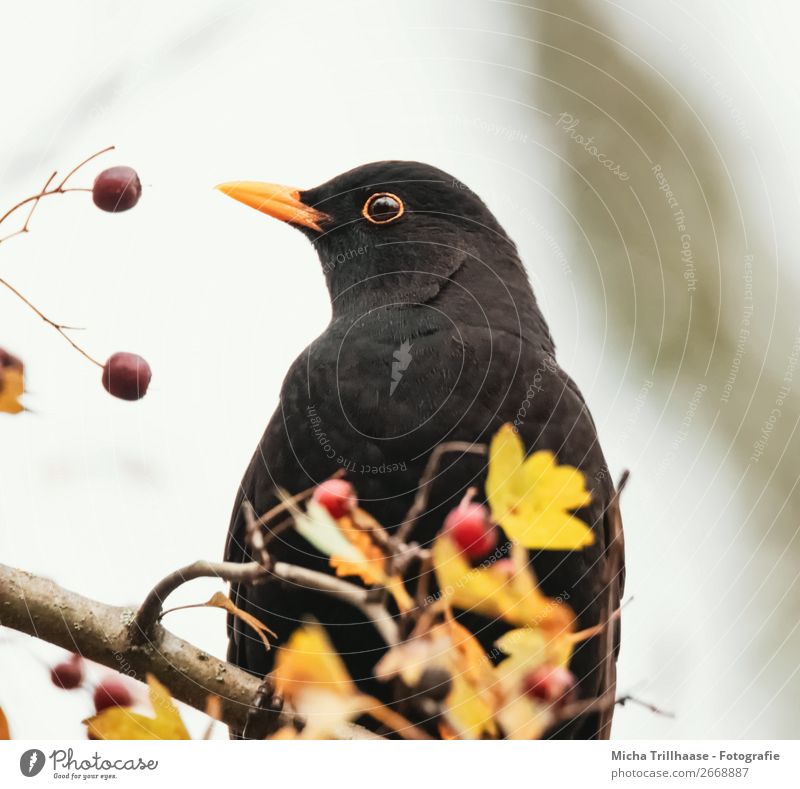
220, 161, 624, 738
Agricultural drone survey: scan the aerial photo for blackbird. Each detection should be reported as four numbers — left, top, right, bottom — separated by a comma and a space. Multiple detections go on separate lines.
217, 161, 624, 739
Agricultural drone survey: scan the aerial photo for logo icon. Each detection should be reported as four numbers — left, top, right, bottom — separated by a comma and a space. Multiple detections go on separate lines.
389, 340, 413, 396
19, 749, 45, 777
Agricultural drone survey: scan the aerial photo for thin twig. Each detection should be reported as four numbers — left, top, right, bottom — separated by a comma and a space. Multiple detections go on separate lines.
130, 558, 400, 648
0, 146, 115, 366
55, 145, 114, 190
616, 694, 674, 718
396, 441, 487, 543
0, 277, 102, 367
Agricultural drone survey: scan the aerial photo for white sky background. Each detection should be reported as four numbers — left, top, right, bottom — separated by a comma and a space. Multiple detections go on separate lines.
1, 0, 799, 738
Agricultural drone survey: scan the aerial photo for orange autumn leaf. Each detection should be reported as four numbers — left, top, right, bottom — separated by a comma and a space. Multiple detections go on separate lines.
203, 591, 276, 651
0, 707, 10, 739
443, 617, 496, 689
330, 522, 386, 585
0, 366, 24, 415
85, 675, 189, 740
163, 591, 276, 652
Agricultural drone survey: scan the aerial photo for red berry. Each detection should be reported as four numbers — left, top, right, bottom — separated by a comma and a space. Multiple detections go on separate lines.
92, 166, 141, 212
522, 665, 577, 705
102, 352, 151, 401
50, 656, 83, 690
443, 502, 497, 560
312, 478, 357, 519
93, 677, 133, 712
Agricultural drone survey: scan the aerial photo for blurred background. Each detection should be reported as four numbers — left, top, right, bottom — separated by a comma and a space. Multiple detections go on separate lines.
1, 0, 799, 738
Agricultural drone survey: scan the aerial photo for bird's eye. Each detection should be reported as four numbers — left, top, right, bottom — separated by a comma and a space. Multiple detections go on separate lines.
363, 192, 404, 225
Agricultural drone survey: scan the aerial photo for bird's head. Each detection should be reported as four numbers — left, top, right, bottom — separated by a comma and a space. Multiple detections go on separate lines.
217, 161, 544, 334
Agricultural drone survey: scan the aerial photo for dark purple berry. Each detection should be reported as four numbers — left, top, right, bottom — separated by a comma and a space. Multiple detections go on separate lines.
102, 352, 151, 401
92, 166, 141, 212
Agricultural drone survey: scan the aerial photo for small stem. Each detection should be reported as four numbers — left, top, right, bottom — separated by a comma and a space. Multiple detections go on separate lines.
0, 277, 103, 367
396, 442, 487, 543
55, 145, 114, 190
131, 558, 400, 648
616, 694, 674, 718
131, 560, 269, 645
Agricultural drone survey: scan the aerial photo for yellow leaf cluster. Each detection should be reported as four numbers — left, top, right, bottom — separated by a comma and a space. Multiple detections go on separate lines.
486, 424, 593, 550
433, 536, 574, 633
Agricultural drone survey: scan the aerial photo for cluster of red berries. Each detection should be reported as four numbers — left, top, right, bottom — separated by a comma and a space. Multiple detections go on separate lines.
88, 166, 153, 403
49, 653, 133, 713
310, 477, 577, 711
312, 477, 500, 565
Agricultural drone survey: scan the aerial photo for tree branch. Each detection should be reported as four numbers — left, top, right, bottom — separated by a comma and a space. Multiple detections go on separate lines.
130, 559, 400, 649
0, 562, 287, 734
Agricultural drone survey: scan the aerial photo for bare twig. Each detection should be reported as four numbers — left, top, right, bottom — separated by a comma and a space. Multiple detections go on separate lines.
131, 559, 400, 649
54, 146, 114, 191
0, 146, 115, 366
556, 689, 670, 729
396, 441, 487, 543
0, 277, 102, 367
0, 146, 113, 239
616, 694, 674, 718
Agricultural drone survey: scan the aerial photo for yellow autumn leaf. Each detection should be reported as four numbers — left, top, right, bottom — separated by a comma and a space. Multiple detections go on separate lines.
444, 675, 497, 740
272, 622, 357, 703
443, 617, 497, 690
85, 675, 190, 740
272, 623, 424, 739
494, 627, 572, 699
0, 367, 24, 415
486, 424, 593, 550
433, 536, 574, 631
494, 694, 552, 740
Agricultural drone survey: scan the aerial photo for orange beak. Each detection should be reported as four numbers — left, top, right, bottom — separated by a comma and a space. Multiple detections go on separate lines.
215, 181, 328, 232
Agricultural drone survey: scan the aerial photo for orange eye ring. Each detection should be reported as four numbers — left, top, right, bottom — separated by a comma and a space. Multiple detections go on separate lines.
362, 192, 405, 225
